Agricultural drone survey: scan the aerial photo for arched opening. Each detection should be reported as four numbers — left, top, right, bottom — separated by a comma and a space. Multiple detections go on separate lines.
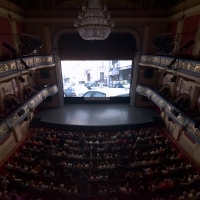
56, 32, 137, 104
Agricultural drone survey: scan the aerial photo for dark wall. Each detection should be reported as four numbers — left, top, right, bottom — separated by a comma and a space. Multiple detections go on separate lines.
58, 33, 136, 59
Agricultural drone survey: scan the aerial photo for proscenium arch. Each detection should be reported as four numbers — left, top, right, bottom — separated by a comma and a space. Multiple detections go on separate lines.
52, 28, 142, 105
52, 28, 142, 60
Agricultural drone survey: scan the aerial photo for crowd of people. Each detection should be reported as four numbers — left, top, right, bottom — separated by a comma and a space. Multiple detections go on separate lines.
0, 127, 200, 200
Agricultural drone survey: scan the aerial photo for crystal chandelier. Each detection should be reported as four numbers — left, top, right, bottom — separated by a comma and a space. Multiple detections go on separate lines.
74, 0, 115, 40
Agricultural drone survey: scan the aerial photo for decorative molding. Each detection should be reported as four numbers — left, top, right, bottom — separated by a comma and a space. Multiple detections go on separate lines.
28, 93, 43, 108
9, 113, 20, 125
0, 56, 54, 77
0, 122, 9, 137
140, 55, 200, 76
136, 84, 200, 144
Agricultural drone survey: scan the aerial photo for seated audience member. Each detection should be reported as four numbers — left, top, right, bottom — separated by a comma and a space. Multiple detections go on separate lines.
5, 161, 13, 170
27, 166, 37, 174
131, 158, 141, 167
20, 164, 28, 172
58, 183, 68, 194
36, 181, 47, 191
194, 171, 200, 181
145, 168, 154, 177
11, 193, 22, 200
179, 191, 189, 200
29, 180, 36, 189
98, 185, 107, 196
188, 189, 200, 200
0, 191, 10, 200
43, 169, 55, 177
176, 151, 184, 160
89, 174, 99, 182
186, 162, 194, 170
159, 179, 172, 189
120, 185, 132, 195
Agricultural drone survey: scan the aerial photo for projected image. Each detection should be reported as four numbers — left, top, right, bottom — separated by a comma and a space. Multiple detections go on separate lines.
61, 60, 132, 97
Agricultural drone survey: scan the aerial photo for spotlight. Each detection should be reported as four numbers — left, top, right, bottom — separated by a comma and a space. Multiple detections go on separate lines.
172, 109, 179, 117
17, 109, 25, 117
20, 59, 30, 70
163, 71, 167, 77
170, 76, 177, 82
18, 76, 25, 83
180, 40, 195, 52
2, 42, 17, 53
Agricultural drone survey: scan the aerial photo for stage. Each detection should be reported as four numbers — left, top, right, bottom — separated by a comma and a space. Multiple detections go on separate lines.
32, 104, 162, 131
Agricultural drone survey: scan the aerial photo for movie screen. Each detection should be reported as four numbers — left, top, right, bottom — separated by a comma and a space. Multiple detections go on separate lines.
62, 60, 132, 98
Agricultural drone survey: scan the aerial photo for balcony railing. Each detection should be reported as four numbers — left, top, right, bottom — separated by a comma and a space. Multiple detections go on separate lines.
0, 55, 54, 78
140, 55, 200, 78
0, 84, 58, 139
136, 84, 200, 145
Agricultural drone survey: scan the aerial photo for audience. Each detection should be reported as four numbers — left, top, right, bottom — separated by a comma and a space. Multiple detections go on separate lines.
1, 127, 199, 200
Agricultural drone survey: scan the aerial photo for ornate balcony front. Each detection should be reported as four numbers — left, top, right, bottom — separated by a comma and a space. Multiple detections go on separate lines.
136, 84, 200, 145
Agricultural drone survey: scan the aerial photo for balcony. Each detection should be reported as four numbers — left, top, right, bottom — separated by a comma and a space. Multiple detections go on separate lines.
0, 84, 58, 142
136, 84, 200, 145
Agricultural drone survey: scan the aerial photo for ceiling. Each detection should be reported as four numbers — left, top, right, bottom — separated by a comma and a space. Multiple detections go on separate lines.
6, 0, 196, 19
9, 0, 185, 10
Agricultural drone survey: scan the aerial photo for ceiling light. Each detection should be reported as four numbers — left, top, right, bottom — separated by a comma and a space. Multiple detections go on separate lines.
74, 0, 115, 40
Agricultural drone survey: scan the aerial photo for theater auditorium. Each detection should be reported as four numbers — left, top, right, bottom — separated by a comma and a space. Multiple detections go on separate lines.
0, 0, 200, 199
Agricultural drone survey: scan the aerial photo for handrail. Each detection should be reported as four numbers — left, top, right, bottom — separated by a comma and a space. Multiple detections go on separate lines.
0, 55, 54, 78
140, 55, 200, 77
0, 84, 58, 139
136, 84, 200, 145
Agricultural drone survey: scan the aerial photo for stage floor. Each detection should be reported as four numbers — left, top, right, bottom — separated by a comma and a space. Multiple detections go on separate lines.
34, 104, 160, 126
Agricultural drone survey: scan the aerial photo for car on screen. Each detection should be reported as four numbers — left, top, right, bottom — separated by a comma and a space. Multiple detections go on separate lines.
64, 85, 89, 97
82, 89, 129, 97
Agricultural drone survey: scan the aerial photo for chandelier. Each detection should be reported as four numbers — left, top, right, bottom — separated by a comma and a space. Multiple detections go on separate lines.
74, 0, 115, 40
